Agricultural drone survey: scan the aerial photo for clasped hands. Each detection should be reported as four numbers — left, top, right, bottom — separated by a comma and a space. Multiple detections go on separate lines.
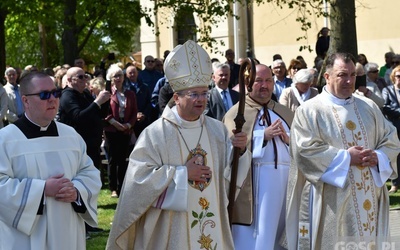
264, 119, 289, 144
45, 173, 77, 203
348, 146, 378, 168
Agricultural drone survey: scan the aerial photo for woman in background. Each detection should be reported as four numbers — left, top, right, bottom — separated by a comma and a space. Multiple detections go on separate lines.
104, 64, 137, 198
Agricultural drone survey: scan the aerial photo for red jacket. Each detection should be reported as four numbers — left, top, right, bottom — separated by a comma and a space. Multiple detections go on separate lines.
104, 88, 137, 134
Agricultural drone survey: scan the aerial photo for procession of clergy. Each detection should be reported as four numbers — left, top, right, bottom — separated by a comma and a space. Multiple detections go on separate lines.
1, 39, 399, 250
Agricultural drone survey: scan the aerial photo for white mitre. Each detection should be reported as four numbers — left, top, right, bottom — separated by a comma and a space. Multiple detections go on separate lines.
163, 40, 212, 92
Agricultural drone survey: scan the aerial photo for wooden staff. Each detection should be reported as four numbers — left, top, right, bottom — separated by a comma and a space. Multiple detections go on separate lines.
228, 58, 256, 226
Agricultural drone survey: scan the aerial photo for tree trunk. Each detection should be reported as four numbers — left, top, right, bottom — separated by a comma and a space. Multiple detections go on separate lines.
328, 0, 358, 58
62, 0, 78, 66
0, 9, 7, 83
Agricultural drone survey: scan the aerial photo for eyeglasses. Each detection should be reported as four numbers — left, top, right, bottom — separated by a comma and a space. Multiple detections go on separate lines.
24, 89, 62, 100
112, 74, 123, 79
179, 92, 209, 100
146, 60, 155, 63
75, 74, 88, 80
368, 70, 379, 73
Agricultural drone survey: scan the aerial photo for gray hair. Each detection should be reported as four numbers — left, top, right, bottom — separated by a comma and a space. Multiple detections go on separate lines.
272, 59, 285, 68
292, 69, 314, 85
106, 63, 123, 81
5, 67, 16, 76
364, 62, 379, 73
213, 63, 230, 73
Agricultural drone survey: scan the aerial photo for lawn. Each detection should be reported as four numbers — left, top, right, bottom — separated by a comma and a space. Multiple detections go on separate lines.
86, 188, 118, 250
87, 182, 400, 249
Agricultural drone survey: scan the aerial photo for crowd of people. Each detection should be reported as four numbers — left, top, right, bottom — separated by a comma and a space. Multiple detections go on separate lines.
1, 36, 400, 249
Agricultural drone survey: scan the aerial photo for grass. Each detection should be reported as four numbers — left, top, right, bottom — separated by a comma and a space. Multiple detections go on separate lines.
85, 182, 400, 249
86, 188, 118, 250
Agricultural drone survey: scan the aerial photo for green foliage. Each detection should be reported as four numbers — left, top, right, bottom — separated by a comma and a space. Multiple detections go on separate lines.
4, 0, 144, 68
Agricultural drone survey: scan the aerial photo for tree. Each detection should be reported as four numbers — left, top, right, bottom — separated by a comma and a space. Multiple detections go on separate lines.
2, 0, 145, 72
149, 0, 358, 57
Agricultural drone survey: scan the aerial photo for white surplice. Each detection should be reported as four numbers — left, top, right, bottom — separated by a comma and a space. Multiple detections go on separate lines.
0, 122, 101, 250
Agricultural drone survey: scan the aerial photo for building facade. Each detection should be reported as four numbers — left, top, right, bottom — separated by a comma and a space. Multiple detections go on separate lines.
140, 0, 400, 68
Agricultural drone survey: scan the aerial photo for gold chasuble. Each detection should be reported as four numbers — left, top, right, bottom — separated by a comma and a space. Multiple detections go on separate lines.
177, 118, 224, 249
286, 89, 400, 250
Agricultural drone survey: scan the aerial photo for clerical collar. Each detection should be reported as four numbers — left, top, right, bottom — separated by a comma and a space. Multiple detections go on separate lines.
14, 115, 58, 139
24, 114, 52, 131
171, 106, 203, 128
322, 86, 354, 105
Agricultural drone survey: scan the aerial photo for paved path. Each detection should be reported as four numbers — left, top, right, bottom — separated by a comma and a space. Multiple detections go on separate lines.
390, 208, 400, 237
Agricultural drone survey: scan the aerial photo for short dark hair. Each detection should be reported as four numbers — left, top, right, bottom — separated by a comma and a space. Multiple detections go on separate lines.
325, 52, 356, 73
19, 71, 51, 95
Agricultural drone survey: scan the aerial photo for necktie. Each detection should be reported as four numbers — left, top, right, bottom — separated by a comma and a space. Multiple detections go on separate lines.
14, 86, 24, 117
222, 90, 229, 111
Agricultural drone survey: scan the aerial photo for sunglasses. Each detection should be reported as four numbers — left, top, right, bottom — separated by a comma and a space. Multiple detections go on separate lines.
146, 60, 155, 63
75, 74, 88, 80
393, 61, 400, 65
24, 89, 62, 100
368, 70, 379, 73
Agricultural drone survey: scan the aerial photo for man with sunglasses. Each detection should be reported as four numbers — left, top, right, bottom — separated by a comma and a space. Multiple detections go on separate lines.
58, 67, 110, 236
0, 72, 101, 249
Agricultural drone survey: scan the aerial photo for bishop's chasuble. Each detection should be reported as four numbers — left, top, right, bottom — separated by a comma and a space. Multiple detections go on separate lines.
286, 88, 400, 249
106, 105, 251, 250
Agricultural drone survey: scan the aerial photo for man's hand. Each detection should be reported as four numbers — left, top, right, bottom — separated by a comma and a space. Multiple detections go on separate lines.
45, 174, 72, 197
264, 119, 288, 143
95, 90, 111, 105
348, 146, 377, 167
186, 155, 211, 183
137, 112, 146, 122
231, 130, 247, 152
55, 186, 78, 203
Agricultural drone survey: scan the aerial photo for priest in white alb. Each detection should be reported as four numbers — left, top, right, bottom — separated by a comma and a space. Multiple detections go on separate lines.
0, 72, 101, 250
286, 52, 400, 249
106, 40, 251, 250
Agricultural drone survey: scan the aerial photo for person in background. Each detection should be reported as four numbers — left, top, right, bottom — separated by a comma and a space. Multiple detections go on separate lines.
382, 65, 400, 194
0, 82, 8, 129
357, 53, 369, 66
106, 40, 251, 250
4, 67, 24, 125
287, 59, 303, 79
104, 64, 137, 198
365, 62, 388, 91
286, 52, 399, 249
315, 27, 330, 58
89, 77, 105, 98
354, 62, 384, 108
206, 63, 239, 121
279, 68, 319, 112
379, 52, 395, 78
125, 65, 152, 140
0, 71, 101, 249
272, 59, 292, 101
58, 66, 110, 237
225, 48, 240, 89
